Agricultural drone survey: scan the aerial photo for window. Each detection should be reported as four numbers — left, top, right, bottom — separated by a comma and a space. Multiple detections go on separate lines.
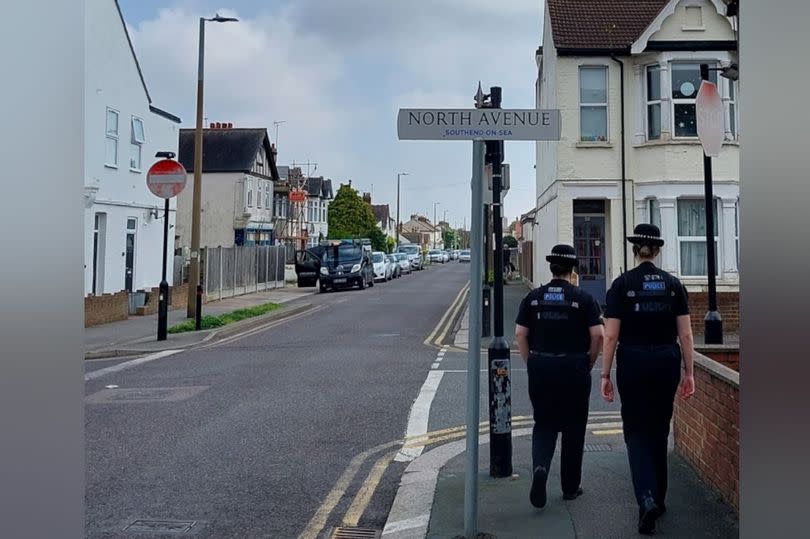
671, 62, 717, 137
677, 198, 720, 276
265, 183, 271, 209
735, 199, 739, 269
105, 108, 119, 167
579, 66, 608, 142
648, 199, 663, 265
247, 180, 253, 207
728, 79, 738, 139
130, 117, 144, 171
646, 65, 662, 140
257, 181, 263, 208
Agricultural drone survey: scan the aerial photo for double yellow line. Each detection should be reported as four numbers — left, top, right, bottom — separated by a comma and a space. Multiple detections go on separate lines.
423, 281, 470, 348
298, 413, 624, 537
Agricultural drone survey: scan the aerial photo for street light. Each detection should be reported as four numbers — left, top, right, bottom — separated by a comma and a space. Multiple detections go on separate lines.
433, 202, 440, 248
396, 172, 408, 250
187, 13, 239, 322
273, 120, 286, 148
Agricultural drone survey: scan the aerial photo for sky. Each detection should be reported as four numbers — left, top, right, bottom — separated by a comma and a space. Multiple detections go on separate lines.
120, 0, 546, 230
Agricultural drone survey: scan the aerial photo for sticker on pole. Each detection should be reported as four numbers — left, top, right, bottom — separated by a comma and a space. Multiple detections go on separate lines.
695, 81, 725, 157
147, 159, 187, 199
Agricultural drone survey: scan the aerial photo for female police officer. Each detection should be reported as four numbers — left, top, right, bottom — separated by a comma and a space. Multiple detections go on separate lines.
515, 244, 604, 509
600, 224, 696, 535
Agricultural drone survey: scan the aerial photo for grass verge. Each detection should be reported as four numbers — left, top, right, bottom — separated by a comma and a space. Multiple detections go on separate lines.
167, 302, 282, 334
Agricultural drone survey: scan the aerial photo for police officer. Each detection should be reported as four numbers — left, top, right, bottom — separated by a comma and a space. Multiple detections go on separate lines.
600, 224, 696, 535
515, 244, 604, 509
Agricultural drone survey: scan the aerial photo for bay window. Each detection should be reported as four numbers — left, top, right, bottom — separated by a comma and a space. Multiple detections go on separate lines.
647, 198, 663, 265
646, 65, 661, 140
677, 198, 720, 276
671, 62, 718, 138
247, 179, 253, 207
579, 66, 608, 142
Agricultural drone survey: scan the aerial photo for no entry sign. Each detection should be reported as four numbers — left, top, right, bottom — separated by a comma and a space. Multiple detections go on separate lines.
696, 80, 725, 157
147, 159, 187, 199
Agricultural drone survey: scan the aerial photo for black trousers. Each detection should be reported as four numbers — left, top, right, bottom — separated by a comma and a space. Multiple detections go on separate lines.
527, 352, 592, 495
616, 343, 681, 509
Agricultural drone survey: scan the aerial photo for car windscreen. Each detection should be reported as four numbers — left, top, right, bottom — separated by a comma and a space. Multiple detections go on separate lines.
372, 253, 384, 263
398, 246, 418, 254
323, 245, 362, 266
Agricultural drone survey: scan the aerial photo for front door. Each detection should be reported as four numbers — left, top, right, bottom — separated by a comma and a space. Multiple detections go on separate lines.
574, 216, 606, 306
125, 218, 136, 292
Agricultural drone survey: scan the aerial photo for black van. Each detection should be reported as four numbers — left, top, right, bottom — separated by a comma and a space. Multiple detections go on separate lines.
295, 242, 374, 292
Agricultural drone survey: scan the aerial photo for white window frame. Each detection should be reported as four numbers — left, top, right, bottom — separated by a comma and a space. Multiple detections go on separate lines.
645, 64, 662, 141
676, 197, 721, 278
258, 181, 263, 209
735, 198, 739, 270
647, 198, 663, 266
670, 61, 718, 140
105, 108, 119, 168
265, 183, 271, 209
578, 65, 609, 142
246, 179, 253, 208
129, 116, 145, 172
728, 78, 738, 140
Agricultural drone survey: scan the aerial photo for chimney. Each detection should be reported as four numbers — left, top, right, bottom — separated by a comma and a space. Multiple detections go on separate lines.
227, 122, 233, 128
209, 122, 215, 128
362, 193, 371, 204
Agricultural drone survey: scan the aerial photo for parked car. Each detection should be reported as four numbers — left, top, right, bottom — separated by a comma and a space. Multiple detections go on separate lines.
397, 244, 423, 270
458, 249, 471, 262
428, 249, 445, 264
450, 250, 460, 260
393, 253, 412, 275
442, 250, 450, 263
387, 254, 401, 278
316, 242, 374, 292
372, 251, 393, 281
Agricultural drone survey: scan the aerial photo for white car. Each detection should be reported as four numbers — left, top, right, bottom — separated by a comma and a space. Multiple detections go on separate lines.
393, 253, 412, 275
458, 249, 471, 262
442, 251, 450, 263
372, 251, 393, 281
428, 249, 445, 264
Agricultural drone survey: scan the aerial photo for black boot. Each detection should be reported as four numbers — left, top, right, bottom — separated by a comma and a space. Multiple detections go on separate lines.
563, 487, 584, 500
530, 466, 548, 508
638, 495, 660, 535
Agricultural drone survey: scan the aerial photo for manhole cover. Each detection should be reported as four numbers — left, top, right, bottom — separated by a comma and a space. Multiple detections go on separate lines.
331, 526, 382, 538
86, 386, 209, 404
584, 443, 612, 452
123, 519, 197, 533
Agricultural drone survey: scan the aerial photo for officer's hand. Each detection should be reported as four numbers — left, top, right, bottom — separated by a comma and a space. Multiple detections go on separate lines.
601, 378, 614, 402
679, 374, 696, 399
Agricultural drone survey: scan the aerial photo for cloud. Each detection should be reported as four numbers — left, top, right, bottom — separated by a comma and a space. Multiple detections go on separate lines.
125, 0, 543, 225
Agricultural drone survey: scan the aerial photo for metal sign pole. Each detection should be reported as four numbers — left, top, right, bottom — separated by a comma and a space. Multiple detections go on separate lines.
464, 139, 484, 539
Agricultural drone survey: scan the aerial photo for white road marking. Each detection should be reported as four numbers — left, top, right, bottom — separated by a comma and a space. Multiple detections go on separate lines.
431, 363, 440, 369
395, 371, 444, 462
84, 350, 183, 382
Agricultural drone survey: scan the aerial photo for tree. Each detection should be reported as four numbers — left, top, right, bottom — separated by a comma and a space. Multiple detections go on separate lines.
443, 229, 458, 250
503, 235, 518, 249
385, 236, 396, 254
327, 183, 388, 251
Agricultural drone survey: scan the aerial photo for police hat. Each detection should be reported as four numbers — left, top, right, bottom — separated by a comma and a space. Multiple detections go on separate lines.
545, 244, 579, 267
627, 223, 664, 246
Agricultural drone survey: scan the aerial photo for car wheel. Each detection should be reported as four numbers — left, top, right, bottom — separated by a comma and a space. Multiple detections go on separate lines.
319, 283, 327, 293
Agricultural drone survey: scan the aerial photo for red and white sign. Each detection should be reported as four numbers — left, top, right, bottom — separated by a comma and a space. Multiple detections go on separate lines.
146, 159, 187, 199
696, 80, 725, 157
289, 189, 307, 203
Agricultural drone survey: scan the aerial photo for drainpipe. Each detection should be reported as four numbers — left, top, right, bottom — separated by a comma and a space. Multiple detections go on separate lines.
610, 53, 629, 273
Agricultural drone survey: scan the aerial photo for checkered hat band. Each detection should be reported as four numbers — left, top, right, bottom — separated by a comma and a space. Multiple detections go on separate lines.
550, 253, 577, 258
630, 234, 661, 240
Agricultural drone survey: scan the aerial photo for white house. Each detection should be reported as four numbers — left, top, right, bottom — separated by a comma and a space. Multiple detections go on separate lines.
305, 177, 334, 247
533, 0, 740, 304
175, 125, 281, 249
84, 0, 181, 296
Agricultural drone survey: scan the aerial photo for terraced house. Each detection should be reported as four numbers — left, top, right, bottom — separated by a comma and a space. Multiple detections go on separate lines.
532, 0, 740, 324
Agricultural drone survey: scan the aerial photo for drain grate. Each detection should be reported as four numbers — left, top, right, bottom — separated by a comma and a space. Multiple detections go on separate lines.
584, 443, 612, 452
331, 526, 382, 539
123, 519, 197, 533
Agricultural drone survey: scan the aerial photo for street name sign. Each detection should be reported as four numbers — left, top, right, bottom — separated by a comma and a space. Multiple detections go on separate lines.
696, 81, 725, 157
397, 108, 562, 141
147, 159, 187, 199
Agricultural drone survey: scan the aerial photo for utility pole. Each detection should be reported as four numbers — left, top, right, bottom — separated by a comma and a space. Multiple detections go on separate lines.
484, 86, 512, 477
396, 172, 408, 250
433, 202, 440, 249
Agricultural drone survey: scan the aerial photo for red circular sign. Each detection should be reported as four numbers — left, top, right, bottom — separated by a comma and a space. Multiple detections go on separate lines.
146, 159, 188, 199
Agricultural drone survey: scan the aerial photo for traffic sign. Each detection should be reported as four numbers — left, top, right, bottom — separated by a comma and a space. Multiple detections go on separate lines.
696, 80, 725, 157
147, 159, 187, 199
397, 108, 561, 141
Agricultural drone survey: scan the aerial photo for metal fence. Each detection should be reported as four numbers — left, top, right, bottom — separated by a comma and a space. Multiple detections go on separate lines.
173, 245, 287, 301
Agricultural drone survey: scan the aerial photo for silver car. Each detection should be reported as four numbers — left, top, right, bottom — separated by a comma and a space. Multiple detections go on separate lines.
394, 253, 412, 275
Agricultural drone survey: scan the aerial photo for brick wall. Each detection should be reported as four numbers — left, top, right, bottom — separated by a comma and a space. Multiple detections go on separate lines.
673, 352, 739, 513
135, 283, 192, 316
84, 292, 129, 327
696, 347, 739, 372
688, 291, 739, 334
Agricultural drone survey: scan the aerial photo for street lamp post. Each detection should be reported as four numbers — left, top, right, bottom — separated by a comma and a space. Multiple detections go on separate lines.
433, 202, 440, 248
396, 172, 408, 250
273, 120, 286, 148
187, 13, 238, 323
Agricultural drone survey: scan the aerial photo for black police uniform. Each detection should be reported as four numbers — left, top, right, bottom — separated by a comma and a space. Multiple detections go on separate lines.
515, 278, 602, 498
604, 260, 689, 512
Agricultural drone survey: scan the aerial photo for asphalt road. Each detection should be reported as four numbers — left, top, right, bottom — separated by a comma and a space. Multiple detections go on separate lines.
85, 261, 470, 539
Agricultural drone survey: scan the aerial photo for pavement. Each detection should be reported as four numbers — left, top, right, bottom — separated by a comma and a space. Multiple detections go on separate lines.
84, 286, 318, 358
382, 279, 740, 539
